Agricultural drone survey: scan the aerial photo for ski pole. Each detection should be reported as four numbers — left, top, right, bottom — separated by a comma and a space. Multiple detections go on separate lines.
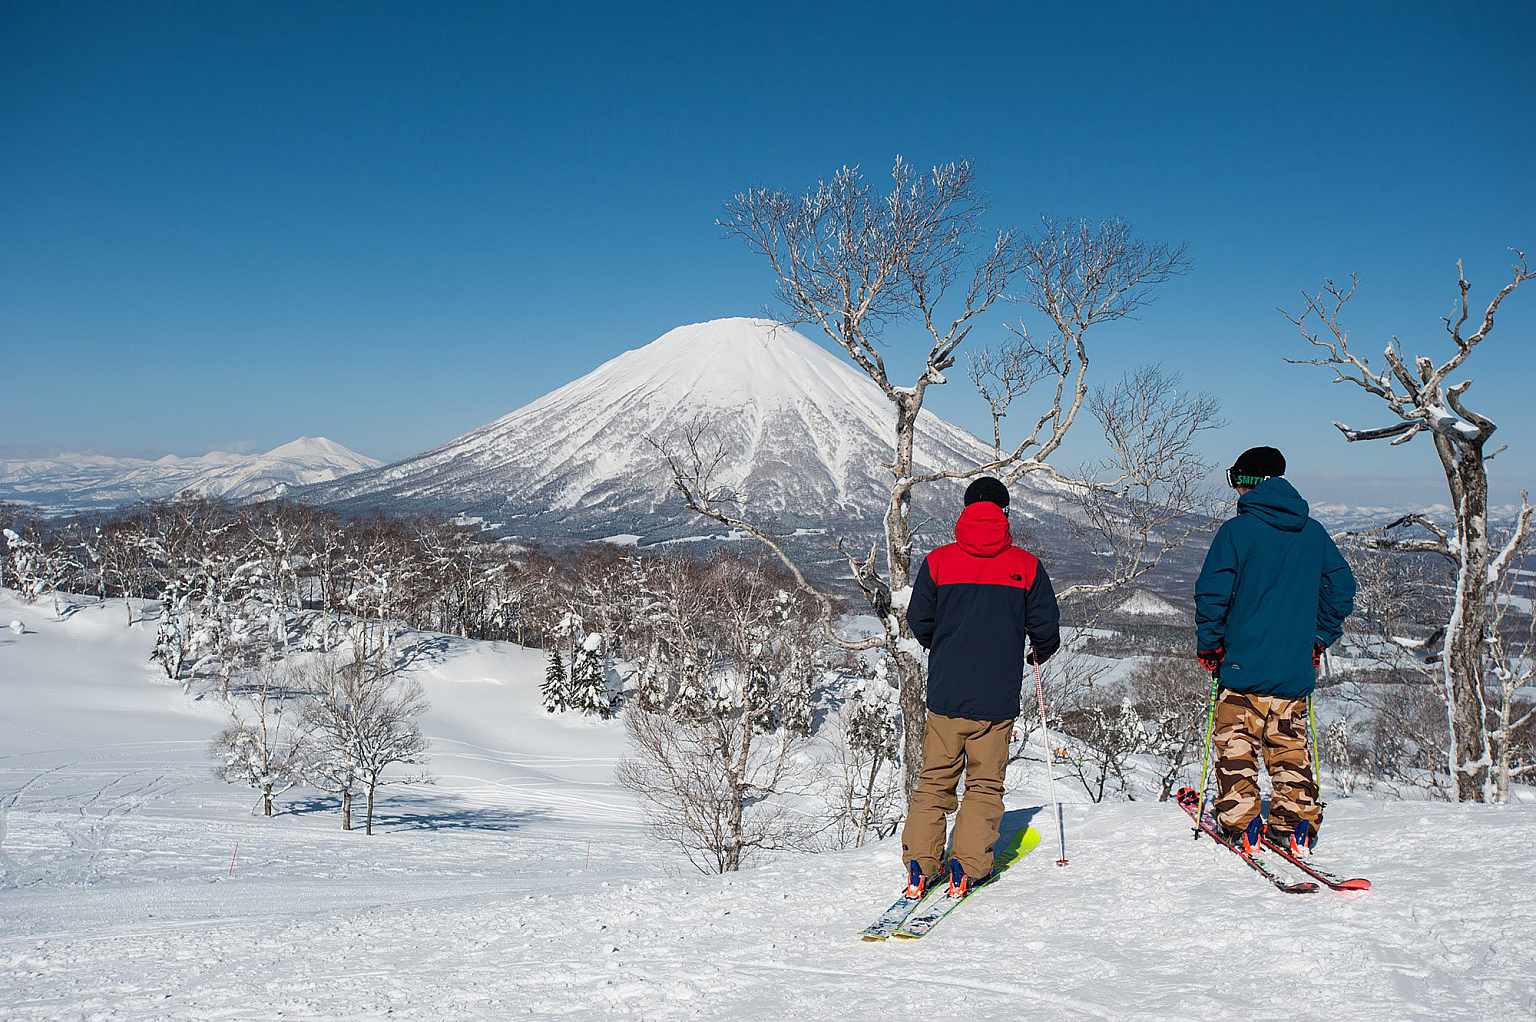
1307, 694, 1323, 804
1032, 660, 1069, 866
1193, 672, 1220, 840
1312, 650, 1330, 803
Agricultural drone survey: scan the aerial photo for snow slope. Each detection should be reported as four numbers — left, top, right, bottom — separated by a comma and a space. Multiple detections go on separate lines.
0, 437, 380, 511
3, 592, 1534, 1020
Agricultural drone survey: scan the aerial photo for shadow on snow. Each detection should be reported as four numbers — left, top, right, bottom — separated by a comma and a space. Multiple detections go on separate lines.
284, 792, 547, 834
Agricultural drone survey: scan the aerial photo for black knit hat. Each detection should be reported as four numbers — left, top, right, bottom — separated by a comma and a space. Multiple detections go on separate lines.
1228, 446, 1286, 488
963, 476, 1010, 508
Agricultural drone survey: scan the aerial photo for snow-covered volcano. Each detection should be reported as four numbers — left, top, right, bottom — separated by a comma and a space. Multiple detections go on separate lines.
298, 318, 1214, 597
302, 318, 1066, 533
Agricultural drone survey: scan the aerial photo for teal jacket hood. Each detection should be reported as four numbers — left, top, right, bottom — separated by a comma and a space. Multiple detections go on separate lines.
1237, 477, 1309, 534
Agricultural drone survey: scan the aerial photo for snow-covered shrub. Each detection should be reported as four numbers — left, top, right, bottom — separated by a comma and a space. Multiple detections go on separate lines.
821, 661, 904, 850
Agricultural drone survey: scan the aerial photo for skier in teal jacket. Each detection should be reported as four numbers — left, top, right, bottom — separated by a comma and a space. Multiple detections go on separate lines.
1194, 446, 1356, 854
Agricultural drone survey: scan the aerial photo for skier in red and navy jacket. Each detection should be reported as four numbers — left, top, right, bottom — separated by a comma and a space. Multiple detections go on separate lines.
900, 476, 1061, 898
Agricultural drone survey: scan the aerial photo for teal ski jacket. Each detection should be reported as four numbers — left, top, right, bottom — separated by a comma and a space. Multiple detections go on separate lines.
1194, 477, 1356, 699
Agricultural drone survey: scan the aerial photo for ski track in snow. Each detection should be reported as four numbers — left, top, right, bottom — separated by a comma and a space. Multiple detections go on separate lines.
3, 594, 1535, 1020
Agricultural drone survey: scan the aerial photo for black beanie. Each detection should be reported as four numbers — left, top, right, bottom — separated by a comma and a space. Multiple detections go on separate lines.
964, 476, 1010, 508
1230, 446, 1286, 487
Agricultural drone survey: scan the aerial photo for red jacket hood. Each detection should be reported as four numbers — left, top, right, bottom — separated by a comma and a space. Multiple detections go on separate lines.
954, 502, 1012, 557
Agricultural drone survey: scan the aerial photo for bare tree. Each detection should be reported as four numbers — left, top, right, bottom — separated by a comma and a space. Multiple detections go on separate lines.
1487, 551, 1536, 801
302, 651, 431, 835
1128, 657, 1211, 801
616, 557, 823, 873
1286, 253, 1535, 800
660, 160, 1204, 793
1061, 697, 1145, 803
1063, 367, 1223, 601
211, 662, 307, 816
299, 658, 363, 831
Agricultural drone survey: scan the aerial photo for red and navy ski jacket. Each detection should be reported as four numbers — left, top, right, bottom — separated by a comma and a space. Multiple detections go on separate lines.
906, 502, 1061, 722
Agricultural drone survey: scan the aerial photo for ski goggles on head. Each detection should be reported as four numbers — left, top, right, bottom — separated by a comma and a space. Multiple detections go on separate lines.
1226, 469, 1270, 489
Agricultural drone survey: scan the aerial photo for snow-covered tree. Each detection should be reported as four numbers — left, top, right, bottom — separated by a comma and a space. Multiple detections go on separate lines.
823, 662, 904, 849
569, 632, 613, 718
2, 527, 46, 602
541, 648, 570, 713
2, 525, 81, 616
1287, 253, 1535, 801
617, 557, 826, 873
211, 663, 306, 816
1487, 557, 1536, 801
302, 652, 430, 836
1117, 659, 1211, 801
93, 515, 159, 625
662, 159, 1215, 793
1063, 697, 1146, 804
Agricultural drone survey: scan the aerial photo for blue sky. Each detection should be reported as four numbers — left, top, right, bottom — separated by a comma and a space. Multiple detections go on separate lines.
3, 2, 1532, 505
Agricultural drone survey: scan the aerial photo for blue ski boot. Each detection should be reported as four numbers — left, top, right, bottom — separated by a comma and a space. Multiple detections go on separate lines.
905, 860, 935, 899
1269, 818, 1320, 858
1218, 816, 1264, 856
947, 857, 976, 897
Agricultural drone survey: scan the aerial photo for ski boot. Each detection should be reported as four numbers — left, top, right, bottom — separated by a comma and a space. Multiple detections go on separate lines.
905, 860, 938, 899
946, 857, 985, 897
1218, 816, 1265, 856
1269, 818, 1319, 858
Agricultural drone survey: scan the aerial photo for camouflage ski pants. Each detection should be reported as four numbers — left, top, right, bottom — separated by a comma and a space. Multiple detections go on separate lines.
1212, 689, 1321, 833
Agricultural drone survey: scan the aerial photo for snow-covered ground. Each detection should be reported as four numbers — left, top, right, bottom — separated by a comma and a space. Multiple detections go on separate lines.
3, 592, 1535, 1020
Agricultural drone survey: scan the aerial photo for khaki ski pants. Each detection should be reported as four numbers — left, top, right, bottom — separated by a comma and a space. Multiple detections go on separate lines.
900, 712, 1013, 880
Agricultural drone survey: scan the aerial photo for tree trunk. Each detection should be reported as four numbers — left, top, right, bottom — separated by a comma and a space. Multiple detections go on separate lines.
263, 784, 273, 817
1439, 437, 1492, 802
365, 776, 377, 835
857, 754, 881, 849
341, 788, 353, 831
894, 651, 926, 797
887, 394, 928, 797
1496, 695, 1512, 803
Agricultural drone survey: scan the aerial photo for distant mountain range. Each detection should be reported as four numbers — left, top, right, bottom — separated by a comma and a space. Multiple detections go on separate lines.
0, 437, 380, 511
21, 319, 1509, 603
1308, 501, 1526, 534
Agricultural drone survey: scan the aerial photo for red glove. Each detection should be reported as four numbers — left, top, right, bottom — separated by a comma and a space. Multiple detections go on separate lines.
1198, 646, 1224, 673
1312, 643, 1325, 670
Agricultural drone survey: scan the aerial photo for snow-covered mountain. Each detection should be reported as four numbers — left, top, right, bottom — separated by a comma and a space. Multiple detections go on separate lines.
298, 318, 1087, 557
1112, 589, 1185, 620
0, 437, 380, 511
